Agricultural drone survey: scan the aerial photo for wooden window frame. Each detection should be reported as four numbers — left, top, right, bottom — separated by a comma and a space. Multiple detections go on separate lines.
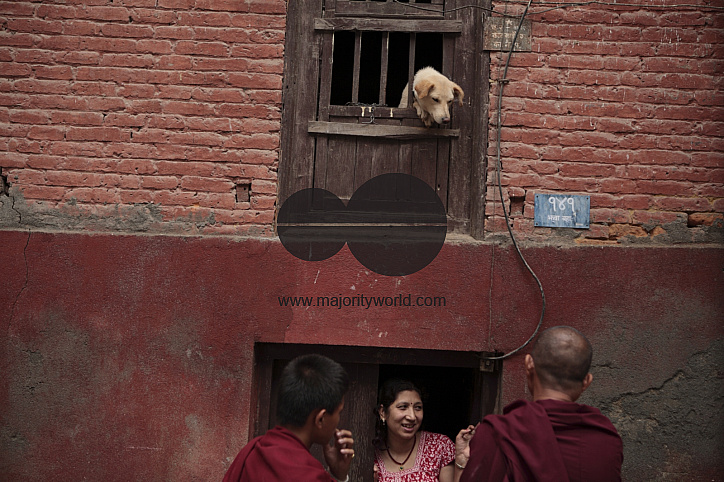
279, 0, 490, 238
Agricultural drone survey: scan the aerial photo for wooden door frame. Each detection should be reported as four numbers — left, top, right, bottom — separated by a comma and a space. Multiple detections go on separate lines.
251, 343, 502, 482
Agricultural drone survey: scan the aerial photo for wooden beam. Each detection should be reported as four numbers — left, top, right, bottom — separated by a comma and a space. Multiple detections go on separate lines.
309, 121, 460, 139
314, 18, 463, 33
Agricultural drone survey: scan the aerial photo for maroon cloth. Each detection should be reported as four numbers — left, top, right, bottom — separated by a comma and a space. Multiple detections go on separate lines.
460, 399, 622, 482
223, 426, 335, 482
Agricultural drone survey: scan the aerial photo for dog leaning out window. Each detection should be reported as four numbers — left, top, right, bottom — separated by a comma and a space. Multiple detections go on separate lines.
398, 67, 464, 127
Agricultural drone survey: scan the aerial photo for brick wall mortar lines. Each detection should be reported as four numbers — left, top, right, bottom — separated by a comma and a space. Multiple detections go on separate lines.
0, 0, 285, 236
0, 1, 722, 242
486, 0, 724, 243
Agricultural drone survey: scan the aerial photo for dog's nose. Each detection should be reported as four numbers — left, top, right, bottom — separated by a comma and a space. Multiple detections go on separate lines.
441, 117, 450, 124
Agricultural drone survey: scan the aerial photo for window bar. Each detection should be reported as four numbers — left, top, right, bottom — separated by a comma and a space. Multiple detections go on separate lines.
406, 33, 416, 107
379, 31, 389, 106
352, 32, 362, 104
443, 34, 453, 78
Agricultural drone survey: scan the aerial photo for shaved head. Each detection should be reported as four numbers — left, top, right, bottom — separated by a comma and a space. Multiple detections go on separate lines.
530, 326, 593, 392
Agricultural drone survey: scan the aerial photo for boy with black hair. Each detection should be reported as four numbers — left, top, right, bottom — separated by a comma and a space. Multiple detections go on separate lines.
223, 354, 355, 482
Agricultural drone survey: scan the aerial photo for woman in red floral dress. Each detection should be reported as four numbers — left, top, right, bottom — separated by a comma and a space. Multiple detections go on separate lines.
373, 379, 475, 482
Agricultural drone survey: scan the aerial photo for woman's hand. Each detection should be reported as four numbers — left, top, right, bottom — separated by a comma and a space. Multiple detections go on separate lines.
324, 429, 355, 481
454, 424, 477, 469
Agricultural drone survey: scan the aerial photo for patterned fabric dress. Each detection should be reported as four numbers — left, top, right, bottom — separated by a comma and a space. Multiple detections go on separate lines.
374, 431, 455, 482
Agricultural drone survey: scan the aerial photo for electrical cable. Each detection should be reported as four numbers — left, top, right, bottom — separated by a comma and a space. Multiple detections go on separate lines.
484, 0, 547, 360
389, 0, 716, 358
391, 0, 546, 358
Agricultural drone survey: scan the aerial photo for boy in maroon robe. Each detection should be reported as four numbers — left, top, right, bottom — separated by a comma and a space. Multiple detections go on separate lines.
456, 326, 623, 482
223, 354, 355, 482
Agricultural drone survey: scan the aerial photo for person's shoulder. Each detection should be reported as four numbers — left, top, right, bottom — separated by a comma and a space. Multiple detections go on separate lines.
494, 398, 544, 419
539, 400, 621, 437
503, 399, 536, 412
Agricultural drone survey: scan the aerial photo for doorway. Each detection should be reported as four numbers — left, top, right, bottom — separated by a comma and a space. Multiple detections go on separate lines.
252, 344, 501, 482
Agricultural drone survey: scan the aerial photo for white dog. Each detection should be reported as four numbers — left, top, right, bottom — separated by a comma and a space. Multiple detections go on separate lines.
398, 67, 464, 127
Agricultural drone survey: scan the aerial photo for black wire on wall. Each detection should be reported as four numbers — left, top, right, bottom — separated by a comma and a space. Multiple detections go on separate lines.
392, 0, 720, 359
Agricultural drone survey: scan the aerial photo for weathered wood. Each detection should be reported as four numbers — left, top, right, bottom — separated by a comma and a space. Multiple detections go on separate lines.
278, 0, 324, 208
406, 33, 416, 107
334, 0, 444, 17
436, 136, 450, 211
411, 138, 439, 197
467, 0, 490, 239
351, 32, 362, 104
435, 33, 455, 210
339, 363, 378, 482
284, 0, 488, 239
308, 121, 460, 139
324, 117, 358, 200
328, 105, 419, 118
313, 31, 336, 208
314, 18, 462, 32
379, 31, 389, 105
445, 0, 489, 238
355, 136, 382, 194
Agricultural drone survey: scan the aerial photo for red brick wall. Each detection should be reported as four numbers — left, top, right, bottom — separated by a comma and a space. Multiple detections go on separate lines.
0, 0, 722, 240
485, 1, 724, 243
1, 0, 286, 235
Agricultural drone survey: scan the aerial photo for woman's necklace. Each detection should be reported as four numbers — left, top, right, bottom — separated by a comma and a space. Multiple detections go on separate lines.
386, 434, 417, 471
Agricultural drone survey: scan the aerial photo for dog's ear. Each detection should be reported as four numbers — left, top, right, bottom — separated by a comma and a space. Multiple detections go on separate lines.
452, 83, 464, 106
414, 79, 434, 99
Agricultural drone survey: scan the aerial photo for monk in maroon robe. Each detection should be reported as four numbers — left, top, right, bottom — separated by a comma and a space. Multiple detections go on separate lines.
456, 326, 623, 482
223, 354, 355, 482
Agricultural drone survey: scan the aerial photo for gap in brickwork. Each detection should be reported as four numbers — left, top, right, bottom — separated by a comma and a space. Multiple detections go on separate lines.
509, 195, 525, 217
236, 183, 251, 203
0, 171, 8, 196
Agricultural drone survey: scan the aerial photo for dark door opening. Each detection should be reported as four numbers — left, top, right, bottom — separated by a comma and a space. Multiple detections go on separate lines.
252, 344, 501, 482
378, 364, 476, 442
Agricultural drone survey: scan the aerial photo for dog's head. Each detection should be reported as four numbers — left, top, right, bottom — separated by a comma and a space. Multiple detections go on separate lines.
413, 70, 464, 125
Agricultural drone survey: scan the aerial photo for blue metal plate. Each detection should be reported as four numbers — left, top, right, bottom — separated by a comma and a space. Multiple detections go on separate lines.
534, 194, 590, 229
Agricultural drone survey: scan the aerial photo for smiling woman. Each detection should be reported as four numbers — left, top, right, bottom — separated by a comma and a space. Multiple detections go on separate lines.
373, 379, 467, 482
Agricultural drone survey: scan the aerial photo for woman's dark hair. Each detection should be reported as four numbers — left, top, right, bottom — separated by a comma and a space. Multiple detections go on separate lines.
276, 354, 349, 427
372, 378, 422, 450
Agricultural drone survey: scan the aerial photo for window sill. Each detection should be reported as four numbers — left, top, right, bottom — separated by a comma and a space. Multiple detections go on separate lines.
308, 120, 460, 139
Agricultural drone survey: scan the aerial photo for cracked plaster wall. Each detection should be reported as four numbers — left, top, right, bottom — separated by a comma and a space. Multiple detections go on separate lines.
1, 231, 722, 480
596, 341, 724, 481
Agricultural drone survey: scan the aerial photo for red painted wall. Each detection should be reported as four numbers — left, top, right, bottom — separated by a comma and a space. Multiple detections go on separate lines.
1, 0, 723, 480
1, 0, 721, 241
1, 230, 722, 480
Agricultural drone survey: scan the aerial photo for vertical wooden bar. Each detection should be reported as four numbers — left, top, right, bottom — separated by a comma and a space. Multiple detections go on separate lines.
277, 0, 324, 207
435, 34, 455, 211
379, 31, 389, 105
325, 117, 358, 203
339, 363, 378, 482
399, 31, 416, 181
436, 139, 450, 211
352, 32, 361, 104
446, 0, 488, 236
466, 0, 489, 238
442, 33, 454, 80
406, 33, 416, 107
313, 32, 335, 200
